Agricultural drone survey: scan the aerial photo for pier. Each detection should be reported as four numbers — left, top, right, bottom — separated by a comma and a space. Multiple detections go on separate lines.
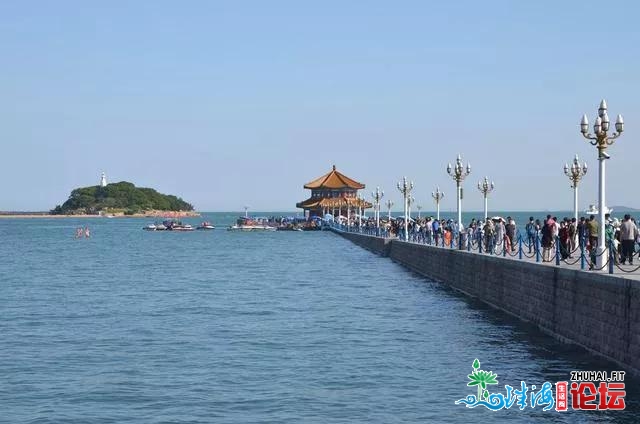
329, 225, 640, 376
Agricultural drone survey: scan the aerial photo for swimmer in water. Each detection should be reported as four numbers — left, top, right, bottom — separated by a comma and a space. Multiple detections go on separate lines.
75, 227, 83, 238
84, 226, 91, 238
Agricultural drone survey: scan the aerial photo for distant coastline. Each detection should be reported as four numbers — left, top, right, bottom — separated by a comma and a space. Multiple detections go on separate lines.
0, 210, 201, 219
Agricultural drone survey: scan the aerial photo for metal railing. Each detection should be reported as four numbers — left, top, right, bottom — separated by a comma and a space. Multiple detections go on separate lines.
325, 221, 640, 275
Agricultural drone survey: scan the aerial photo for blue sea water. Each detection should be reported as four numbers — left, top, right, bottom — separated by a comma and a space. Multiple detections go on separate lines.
1, 213, 639, 423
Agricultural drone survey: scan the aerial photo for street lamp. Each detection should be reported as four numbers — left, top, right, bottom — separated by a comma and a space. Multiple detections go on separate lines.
397, 176, 414, 241
385, 199, 394, 221
564, 154, 588, 222
417, 205, 422, 219
431, 187, 444, 221
477, 176, 495, 220
447, 154, 471, 227
371, 186, 384, 233
580, 99, 624, 268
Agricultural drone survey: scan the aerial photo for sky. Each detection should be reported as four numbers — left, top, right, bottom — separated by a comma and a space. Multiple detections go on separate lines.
1, 1, 639, 212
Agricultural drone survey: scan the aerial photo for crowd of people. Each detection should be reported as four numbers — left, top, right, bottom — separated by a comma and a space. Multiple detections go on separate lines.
335, 212, 640, 268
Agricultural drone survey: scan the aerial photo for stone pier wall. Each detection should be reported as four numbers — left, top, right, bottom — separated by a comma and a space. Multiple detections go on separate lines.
332, 230, 640, 375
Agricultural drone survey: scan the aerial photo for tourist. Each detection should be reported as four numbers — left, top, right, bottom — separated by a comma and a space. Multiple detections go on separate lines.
569, 217, 578, 254
525, 217, 536, 253
577, 217, 586, 247
84, 226, 91, 238
495, 218, 505, 254
432, 218, 441, 246
559, 219, 570, 260
505, 216, 516, 252
483, 219, 495, 253
620, 214, 638, 265
587, 215, 598, 250
541, 215, 553, 262
75, 227, 83, 239
425, 217, 433, 245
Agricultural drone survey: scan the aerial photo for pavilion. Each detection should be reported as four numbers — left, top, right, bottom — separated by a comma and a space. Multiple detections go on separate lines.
296, 165, 372, 219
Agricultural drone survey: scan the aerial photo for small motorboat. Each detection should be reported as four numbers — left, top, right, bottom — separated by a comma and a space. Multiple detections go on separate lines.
196, 221, 215, 230
143, 224, 157, 231
172, 224, 195, 231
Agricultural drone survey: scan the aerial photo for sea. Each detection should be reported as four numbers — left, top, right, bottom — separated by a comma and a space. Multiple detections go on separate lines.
1, 212, 639, 423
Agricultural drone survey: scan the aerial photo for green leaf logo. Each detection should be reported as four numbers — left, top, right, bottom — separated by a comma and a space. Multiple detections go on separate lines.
466, 359, 499, 400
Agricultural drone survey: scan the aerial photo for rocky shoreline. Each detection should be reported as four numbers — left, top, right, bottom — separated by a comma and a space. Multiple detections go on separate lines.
0, 211, 201, 219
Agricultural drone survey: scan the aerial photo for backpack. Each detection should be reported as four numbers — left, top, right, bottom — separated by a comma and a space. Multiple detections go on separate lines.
526, 222, 536, 237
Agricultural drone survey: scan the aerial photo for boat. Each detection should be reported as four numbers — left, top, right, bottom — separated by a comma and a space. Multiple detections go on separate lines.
143, 224, 157, 231
584, 204, 612, 215
171, 223, 194, 231
196, 221, 215, 230
228, 217, 276, 231
160, 220, 195, 231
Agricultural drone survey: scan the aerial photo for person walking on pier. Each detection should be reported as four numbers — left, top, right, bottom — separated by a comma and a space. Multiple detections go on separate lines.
432, 219, 441, 246
541, 215, 553, 262
620, 214, 638, 265
569, 217, 578, 254
483, 219, 495, 253
525, 217, 536, 253
506, 216, 516, 252
495, 218, 505, 254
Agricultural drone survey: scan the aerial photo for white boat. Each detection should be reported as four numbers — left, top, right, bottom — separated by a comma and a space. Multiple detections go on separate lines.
584, 204, 612, 215
172, 224, 194, 231
143, 224, 157, 231
196, 222, 216, 230
227, 217, 276, 231
228, 224, 277, 231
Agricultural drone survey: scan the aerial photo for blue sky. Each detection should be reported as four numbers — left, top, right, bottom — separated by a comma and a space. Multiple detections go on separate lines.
1, 1, 638, 212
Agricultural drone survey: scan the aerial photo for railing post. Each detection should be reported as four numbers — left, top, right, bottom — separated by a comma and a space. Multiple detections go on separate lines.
518, 235, 522, 260
479, 234, 483, 253
467, 234, 471, 252
580, 242, 585, 270
535, 233, 540, 263
503, 237, 507, 257
555, 236, 560, 266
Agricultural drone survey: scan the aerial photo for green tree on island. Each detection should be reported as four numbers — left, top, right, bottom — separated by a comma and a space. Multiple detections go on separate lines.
50, 181, 194, 215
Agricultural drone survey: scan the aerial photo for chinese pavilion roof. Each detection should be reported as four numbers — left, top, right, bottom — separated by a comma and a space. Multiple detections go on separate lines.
303, 165, 365, 190
296, 196, 372, 209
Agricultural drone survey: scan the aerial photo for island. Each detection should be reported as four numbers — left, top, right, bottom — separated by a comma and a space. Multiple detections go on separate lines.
50, 181, 197, 217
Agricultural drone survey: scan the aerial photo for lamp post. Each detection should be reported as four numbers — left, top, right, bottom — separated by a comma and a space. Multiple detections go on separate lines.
386, 200, 394, 221
431, 187, 444, 221
580, 99, 624, 268
447, 154, 471, 227
397, 177, 414, 241
372, 186, 384, 232
564, 154, 588, 222
477, 176, 495, 220
417, 205, 422, 219
244, 206, 249, 218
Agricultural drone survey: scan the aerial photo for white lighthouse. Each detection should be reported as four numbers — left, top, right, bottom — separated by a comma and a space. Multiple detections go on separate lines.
100, 172, 107, 187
